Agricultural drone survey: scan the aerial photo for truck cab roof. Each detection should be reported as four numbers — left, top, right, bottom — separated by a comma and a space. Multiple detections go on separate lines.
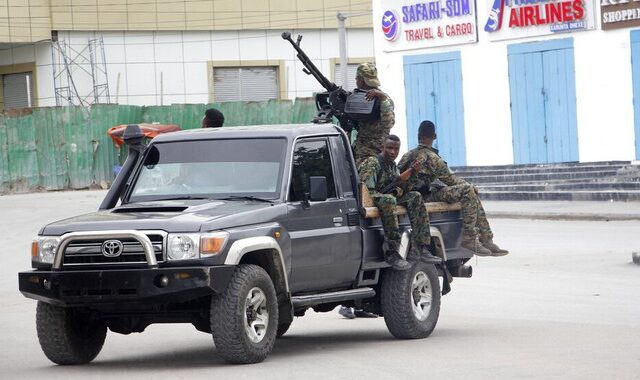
151, 123, 344, 143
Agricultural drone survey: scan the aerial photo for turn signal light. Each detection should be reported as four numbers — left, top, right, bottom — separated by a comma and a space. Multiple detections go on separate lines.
200, 236, 226, 255
31, 241, 38, 258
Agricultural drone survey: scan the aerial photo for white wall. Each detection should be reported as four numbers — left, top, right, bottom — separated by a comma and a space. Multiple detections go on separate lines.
0, 29, 374, 108
373, 3, 639, 164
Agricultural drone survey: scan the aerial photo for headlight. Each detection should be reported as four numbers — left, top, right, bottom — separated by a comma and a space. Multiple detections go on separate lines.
32, 237, 60, 264
167, 232, 228, 261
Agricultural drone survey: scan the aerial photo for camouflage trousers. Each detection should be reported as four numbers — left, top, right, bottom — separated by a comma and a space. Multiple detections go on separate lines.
373, 191, 431, 251
426, 184, 493, 241
353, 123, 390, 167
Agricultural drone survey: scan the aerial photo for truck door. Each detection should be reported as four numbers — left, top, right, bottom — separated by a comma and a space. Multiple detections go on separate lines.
286, 136, 361, 293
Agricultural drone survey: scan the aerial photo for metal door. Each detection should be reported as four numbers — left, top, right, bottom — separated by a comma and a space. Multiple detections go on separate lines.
404, 52, 466, 166
632, 30, 640, 160
285, 137, 357, 293
508, 38, 579, 164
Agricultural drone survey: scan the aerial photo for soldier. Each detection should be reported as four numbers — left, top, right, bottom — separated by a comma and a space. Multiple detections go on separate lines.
360, 134, 437, 271
353, 63, 395, 167
398, 120, 509, 257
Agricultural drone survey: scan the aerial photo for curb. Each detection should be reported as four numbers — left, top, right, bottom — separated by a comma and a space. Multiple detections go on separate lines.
486, 212, 640, 221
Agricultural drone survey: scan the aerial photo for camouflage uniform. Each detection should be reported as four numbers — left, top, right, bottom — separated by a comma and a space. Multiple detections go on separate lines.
398, 145, 493, 242
359, 155, 431, 252
353, 63, 395, 167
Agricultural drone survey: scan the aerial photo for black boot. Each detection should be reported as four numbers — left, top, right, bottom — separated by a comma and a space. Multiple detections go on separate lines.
384, 251, 412, 271
408, 243, 441, 264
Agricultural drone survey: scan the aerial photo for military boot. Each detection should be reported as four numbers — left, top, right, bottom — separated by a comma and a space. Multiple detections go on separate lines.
480, 238, 509, 256
383, 239, 411, 270
461, 236, 492, 257
384, 250, 412, 270
407, 243, 441, 264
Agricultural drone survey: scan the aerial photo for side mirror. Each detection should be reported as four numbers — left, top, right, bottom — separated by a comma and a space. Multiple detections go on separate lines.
309, 176, 328, 202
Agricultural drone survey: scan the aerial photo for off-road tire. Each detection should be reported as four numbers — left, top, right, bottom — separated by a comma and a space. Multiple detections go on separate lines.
381, 262, 441, 339
276, 321, 291, 338
36, 301, 107, 365
210, 264, 278, 364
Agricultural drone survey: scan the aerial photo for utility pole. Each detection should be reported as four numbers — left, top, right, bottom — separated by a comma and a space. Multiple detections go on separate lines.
337, 12, 348, 88
336, 11, 372, 88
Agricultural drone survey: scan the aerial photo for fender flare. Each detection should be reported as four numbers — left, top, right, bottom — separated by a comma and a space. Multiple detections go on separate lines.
224, 236, 289, 293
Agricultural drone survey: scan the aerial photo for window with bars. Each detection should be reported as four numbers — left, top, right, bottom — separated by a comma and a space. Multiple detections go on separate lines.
212, 66, 279, 102
3, 72, 34, 109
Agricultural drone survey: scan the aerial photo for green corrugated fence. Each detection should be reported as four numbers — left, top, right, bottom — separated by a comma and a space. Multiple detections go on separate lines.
0, 99, 317, 194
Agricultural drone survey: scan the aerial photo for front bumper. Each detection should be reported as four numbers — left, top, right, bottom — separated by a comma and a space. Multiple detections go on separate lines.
18, 266, 235, 307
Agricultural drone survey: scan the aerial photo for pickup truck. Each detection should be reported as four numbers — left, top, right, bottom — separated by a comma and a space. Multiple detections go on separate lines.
19, 123, 473, 364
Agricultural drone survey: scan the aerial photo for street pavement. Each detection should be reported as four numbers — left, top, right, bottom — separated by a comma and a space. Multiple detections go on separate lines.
1, 190, 639, 379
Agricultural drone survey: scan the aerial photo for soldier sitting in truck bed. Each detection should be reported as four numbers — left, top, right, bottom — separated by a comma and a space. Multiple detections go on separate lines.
399, 120, 509, 257
359, 134, 438, 270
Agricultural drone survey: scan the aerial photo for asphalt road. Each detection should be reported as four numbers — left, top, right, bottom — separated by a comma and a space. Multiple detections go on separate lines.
1, 190, 639, 379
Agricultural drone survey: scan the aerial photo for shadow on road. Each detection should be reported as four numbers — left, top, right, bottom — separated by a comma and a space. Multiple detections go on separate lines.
25, 326, 473, 372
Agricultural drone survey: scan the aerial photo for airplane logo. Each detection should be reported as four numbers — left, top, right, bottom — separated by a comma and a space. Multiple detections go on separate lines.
382, 10, 399, 41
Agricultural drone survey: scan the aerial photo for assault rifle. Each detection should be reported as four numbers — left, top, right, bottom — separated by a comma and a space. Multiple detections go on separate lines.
281, 31, 377, 133
380, 158, 425, 195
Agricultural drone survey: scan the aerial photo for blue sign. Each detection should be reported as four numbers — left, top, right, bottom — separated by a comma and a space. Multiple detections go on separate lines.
382, 10, 400, 41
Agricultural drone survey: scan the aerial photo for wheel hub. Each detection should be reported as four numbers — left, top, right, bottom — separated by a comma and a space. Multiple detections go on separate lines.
411, 271, 432, 321
244, 287, 269, 343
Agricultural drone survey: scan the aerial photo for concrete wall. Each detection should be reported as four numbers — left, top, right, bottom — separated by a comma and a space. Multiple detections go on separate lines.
0, 28, 374, 107
372, 3, 639, 165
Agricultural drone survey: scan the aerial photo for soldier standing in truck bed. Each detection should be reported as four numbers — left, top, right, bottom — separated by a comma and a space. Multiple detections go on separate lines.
353, 63, 395, 167
399, 120, 509, 257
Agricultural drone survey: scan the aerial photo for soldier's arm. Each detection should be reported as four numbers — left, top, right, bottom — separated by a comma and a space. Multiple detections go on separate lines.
433, 158, 468, 186
358, 157, 381, 194
379, 97, 395, 130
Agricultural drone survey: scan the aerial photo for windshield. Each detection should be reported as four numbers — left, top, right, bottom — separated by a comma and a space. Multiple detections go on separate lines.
128, 138, 287, 202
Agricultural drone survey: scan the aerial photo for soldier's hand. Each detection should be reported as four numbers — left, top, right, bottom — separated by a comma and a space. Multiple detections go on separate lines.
392, 187, 403, 198
410, 160, 422, 172
365, 89, 385, 101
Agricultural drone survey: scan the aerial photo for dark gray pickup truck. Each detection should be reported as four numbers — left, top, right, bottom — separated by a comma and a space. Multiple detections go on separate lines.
19, 123, 473, 364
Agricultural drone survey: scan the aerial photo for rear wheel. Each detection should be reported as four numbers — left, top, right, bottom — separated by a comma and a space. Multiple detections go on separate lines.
211, 264, 278, 364
36, 301, 107, 365
381, 262, 441, 339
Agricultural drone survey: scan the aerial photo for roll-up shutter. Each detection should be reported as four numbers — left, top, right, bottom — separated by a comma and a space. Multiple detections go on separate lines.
213, 67, 278, 102
3, 72, 33, 109
334, 64, 359, 91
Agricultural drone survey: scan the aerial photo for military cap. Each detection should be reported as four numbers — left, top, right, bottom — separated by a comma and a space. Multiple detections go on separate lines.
356, 62, 381, 87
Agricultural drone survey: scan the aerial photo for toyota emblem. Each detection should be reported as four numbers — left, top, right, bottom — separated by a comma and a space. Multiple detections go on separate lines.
102, 240, 124, 257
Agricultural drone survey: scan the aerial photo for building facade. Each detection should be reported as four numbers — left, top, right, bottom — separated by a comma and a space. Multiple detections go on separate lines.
373, 0, 640, 165
0, 0, 373, 109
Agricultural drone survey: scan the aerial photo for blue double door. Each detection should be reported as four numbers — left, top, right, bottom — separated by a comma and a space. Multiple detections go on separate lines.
508, 38, 579, 164
403, 52, 467, 166
632, 30, 640, 160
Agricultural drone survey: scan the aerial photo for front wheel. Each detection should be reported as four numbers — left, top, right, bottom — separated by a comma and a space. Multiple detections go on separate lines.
36, 301, 107, 365
210, 264, 279, 364
380, 262, 441, 339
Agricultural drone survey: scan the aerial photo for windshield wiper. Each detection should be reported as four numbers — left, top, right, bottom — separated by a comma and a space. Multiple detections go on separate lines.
216, 196, 275, 203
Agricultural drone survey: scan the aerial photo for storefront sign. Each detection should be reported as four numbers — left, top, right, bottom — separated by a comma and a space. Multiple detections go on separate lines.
601, 0, 640, 30
375, 0, 478, 52
482, 0, 596, 41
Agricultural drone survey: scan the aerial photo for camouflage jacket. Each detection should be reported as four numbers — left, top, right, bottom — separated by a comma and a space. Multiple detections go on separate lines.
398, 144, 467, 191
359, 154, 399, 197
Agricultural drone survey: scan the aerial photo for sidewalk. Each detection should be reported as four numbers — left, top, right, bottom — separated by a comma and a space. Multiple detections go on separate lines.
483, 200, 640, 221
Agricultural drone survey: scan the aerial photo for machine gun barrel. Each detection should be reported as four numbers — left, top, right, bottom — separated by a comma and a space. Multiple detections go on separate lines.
281, 31, 338, 92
